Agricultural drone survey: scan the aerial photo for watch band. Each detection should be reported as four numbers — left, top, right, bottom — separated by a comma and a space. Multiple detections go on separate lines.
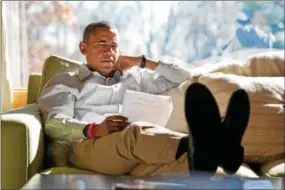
140, 55, 147, 68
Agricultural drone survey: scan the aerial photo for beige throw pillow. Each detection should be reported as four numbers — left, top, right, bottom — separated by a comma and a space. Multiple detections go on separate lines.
162, 80, 191, 133
163, 73, 284, 163
198, 73, 284, 163
245, 50, 284, 77
190, 50, 284, 78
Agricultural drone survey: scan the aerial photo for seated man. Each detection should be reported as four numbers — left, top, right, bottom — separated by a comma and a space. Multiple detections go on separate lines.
38, 21, 250, 176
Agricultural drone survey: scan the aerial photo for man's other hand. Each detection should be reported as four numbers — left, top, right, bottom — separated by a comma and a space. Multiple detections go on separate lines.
115, 55, 141, 71
95, 115, 130, 137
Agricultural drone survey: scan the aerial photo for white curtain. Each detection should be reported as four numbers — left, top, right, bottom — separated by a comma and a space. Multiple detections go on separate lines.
2, 1, 29, 89
1, 3, 12, 112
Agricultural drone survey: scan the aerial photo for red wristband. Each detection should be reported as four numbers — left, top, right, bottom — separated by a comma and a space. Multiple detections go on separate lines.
87, 123, 96, 139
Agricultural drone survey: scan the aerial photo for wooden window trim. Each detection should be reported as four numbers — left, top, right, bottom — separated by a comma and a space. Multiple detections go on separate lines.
12, 88, 28, 109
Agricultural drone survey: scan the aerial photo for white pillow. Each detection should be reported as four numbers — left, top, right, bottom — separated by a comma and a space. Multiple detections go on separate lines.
162, 72, 284, 163
198, 73, 284, 163
161, 80, 191, 134
245, 50, 284, 77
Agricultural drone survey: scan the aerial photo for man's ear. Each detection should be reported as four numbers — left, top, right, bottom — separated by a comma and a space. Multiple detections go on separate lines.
79, 41, 86, 55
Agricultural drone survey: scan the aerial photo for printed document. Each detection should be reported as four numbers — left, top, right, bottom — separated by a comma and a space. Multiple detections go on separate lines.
121, 90, 173, 126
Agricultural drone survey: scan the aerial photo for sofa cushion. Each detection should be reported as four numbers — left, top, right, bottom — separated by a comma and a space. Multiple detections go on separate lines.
163, 73, 284, 164
41, 167, 94, 175
162, 80, 191, 133
198, 74, 284, 164
163, 50, 284, 133
47, 140, 73, 167
260, 159, 285, 177
41, 165, 258, 178
38, 55, 83, 101
215, 164, 259, 178
189, 50, 284, 78
208, 50, 284, 77
27, 74, 42, 104
244, 50, 284, 77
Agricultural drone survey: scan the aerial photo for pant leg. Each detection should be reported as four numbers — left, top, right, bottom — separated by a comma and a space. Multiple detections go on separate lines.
69, 123, 186, 175
130, 153, 189, 177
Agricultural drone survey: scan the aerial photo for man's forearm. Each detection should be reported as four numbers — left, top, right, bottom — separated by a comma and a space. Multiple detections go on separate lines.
145, 59, 159, 70
132, 55, 191, 84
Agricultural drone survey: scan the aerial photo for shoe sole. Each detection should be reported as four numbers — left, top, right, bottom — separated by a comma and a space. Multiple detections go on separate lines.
184, 83, 222, 174
222, 89, 250, 174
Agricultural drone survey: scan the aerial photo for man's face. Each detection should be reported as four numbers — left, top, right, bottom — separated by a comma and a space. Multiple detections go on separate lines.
80, 27, 119, 76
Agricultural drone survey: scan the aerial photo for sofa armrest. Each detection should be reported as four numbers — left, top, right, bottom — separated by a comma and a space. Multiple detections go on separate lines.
27, 73, 42, 104
1, 104, 45, 189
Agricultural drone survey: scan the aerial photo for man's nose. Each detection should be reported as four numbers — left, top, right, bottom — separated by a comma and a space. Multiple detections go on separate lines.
103, 45, 114, 55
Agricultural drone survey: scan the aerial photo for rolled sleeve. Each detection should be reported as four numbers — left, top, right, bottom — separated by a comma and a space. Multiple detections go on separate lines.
140, 61, 191, 94
154, 61, 191, 83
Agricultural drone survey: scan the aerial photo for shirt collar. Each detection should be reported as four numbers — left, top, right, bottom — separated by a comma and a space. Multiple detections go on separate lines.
77, 64, 122, 83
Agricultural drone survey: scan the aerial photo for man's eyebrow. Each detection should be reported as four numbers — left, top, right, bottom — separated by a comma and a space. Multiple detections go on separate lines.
95, 40, 107, 43
94, 40, 118, 45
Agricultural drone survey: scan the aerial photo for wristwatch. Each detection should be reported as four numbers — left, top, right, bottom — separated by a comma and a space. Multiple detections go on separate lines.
140, 55, 147, 68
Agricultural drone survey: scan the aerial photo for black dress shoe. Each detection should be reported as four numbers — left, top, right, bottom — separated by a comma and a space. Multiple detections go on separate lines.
184, 83, 223, 174
221, 89, 250, 174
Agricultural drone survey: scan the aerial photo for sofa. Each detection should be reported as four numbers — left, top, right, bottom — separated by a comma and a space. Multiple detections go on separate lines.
1, 54, 284, 189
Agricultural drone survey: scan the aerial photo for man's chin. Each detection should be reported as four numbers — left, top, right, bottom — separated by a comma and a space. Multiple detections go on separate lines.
100, 68, 116, 77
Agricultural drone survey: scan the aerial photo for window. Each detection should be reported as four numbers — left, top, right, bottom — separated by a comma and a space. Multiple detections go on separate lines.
3, 1, 284, 88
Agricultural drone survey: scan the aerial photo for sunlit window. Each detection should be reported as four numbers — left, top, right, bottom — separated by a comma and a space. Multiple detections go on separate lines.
2, 1, 284, 88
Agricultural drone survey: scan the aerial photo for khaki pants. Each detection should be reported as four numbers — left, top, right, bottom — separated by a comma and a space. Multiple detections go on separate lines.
69, 123, 189, 177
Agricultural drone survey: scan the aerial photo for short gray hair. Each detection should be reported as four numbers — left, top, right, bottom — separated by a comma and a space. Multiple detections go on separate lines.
82, 21, 117, 41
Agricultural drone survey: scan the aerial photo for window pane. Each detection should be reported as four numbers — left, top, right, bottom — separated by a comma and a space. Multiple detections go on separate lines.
3, 1, 284, 88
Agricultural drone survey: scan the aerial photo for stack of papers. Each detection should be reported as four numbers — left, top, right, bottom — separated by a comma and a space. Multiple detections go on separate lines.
121, 90, 173, 126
